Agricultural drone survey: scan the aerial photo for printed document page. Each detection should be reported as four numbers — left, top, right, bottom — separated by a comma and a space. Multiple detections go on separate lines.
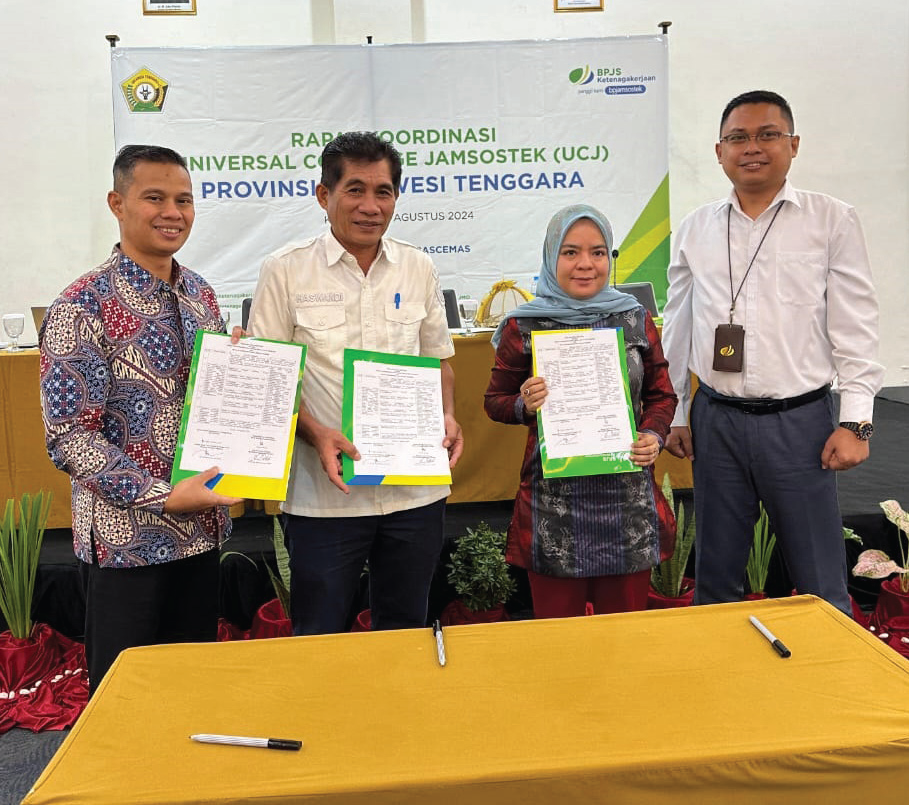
532, 327, 637, 476
176, 333, 304, 480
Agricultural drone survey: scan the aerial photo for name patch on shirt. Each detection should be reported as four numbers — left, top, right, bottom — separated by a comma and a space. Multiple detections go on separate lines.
295, 291, 345, 305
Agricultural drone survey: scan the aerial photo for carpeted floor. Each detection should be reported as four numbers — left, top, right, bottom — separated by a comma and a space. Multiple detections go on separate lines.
1, 728, 68, 805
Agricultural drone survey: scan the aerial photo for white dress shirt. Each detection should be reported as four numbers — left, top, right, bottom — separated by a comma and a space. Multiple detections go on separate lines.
662, 181, 883, 426
247, 231, 455, 517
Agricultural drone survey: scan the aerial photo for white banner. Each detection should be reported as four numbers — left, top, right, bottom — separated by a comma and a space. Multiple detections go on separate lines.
111, 37, 669, 320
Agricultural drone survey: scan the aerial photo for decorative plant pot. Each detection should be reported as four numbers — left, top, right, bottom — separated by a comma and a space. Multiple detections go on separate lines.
0, 623, 88, 734
744, 592, 767, 601
850, 597, 870, 629
350, 609, 371, 632
871, 576, 909, 630
440, 599, 509, 626
876, 614, 909, 659
647, 577, 695, 610
248, 598, 292, 640
217, 618, 249, 642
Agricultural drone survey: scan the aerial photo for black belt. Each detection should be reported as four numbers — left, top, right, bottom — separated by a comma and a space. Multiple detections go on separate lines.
699, 384, 830, 415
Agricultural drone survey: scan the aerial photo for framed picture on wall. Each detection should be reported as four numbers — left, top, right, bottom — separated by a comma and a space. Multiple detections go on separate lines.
143, 0, 197, 15
554, 0, 604, 11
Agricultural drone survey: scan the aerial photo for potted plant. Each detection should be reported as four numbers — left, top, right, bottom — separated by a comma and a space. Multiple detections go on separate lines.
217, 517, 293, 641
0, 492, 52, 641
441, 522, 516, 625
853, 500, 909, 628
0, 491, 88, 733
255, 515, 293, 637
648, 474, 696, 608
745, 505, 776, 599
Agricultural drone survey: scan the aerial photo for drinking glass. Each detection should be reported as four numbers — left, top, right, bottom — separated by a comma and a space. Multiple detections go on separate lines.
2, 313, 25, 352
459, 296, 479, 336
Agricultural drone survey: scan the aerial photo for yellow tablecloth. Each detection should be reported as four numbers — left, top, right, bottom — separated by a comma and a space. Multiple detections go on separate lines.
23, 596, 909, 804
0, 336, 691, 526
0, 349, 73, 527
446, 332, 526, 503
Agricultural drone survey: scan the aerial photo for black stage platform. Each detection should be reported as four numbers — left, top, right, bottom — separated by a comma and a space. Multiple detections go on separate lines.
7, 390, 908, 639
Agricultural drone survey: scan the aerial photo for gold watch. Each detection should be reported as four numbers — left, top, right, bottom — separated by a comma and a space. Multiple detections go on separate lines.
839, 421, 874, 441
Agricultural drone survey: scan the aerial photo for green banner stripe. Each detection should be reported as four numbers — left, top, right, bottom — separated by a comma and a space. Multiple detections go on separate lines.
614, 172, 670, 300
623, 236, 671, 309
620, 173, 670, 249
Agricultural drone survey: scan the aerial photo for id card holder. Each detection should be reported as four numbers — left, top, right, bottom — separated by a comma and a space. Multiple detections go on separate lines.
713, 324, 744, 372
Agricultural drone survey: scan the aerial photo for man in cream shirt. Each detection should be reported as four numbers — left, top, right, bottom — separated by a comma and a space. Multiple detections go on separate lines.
247, 131, 463, 635
661, 90, 883, 616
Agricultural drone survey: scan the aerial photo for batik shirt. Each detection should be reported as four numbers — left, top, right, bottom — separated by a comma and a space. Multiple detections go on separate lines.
40, 247, 230, 568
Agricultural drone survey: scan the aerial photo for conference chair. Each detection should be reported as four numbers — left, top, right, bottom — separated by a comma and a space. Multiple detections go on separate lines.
442, 289, 461, 329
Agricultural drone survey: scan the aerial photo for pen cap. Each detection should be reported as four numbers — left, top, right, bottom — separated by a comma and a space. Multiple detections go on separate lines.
267, 738, 303, 750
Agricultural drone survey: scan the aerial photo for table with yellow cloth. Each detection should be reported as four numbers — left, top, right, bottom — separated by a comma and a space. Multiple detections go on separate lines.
23, 596, 909, 805
1, 336, 690, 526
0, 349, 73, 527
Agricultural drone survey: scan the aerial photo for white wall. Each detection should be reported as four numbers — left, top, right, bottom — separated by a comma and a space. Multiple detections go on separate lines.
1, 0, 906, 385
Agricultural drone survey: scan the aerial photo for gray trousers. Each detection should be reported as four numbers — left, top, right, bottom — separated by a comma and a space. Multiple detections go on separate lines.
690, 387, 851, 616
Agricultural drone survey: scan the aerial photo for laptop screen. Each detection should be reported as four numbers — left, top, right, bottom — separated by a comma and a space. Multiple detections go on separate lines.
614, 282, 659, 317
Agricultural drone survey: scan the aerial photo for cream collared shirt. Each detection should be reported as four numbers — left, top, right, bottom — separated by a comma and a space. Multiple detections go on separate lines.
247, 231, 455, 517
662, 181, 883, 426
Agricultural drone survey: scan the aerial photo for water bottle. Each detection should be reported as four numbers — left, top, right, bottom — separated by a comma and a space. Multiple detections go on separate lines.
530, 275, 539, 295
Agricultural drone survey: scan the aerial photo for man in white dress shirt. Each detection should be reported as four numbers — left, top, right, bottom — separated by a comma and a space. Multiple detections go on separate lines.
247, 132, 463, 634
661, 90, 883, 615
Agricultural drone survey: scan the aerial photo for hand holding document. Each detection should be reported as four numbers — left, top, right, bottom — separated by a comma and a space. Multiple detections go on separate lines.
342, 349, 452, 486
531, 327, 638, 477
172, 332, 306, 500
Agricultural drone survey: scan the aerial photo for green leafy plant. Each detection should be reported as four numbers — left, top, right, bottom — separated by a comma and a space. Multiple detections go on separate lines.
842, 525, 863, 545
650, 473, 696, 598
447, 521, 516, 613
266, 516, 292, 618
853, 500, 909, 593
0, 491, 53, 639
220, 549, 259, 571
745, 504, 777, 596
220, 517, 293, 619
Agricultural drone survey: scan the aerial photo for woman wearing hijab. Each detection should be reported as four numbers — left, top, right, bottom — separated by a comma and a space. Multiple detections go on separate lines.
485, 204, 677, 618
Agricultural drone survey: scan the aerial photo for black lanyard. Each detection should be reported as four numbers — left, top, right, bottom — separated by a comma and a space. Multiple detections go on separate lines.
726, 201, 783, 324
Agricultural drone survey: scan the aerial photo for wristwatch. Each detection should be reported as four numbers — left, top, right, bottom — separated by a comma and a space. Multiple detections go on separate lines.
839, 421, 874, 441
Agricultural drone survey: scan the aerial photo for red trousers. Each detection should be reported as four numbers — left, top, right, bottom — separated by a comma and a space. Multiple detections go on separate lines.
527, 568, 651, 619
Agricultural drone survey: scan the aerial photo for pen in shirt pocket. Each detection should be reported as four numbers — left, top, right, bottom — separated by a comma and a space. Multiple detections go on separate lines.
394, 292, 401, 309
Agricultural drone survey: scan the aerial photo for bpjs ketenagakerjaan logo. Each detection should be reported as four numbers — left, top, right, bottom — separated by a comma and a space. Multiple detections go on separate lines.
121, 68, 169, 113
569, 65, 654, 96
569, 65, 623, 85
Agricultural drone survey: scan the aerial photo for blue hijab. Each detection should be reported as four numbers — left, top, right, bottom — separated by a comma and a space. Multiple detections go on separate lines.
491, 204, 641, 347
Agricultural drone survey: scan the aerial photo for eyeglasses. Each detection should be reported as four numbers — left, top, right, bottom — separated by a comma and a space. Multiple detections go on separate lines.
719, 131, 796, 146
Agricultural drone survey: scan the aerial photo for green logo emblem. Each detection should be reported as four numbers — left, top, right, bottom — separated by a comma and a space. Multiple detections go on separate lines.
568, 66, 594, 85
121, 68, 169, 113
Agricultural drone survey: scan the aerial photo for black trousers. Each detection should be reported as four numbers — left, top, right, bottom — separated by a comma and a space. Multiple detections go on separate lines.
690, 388, 851, 616
79, 549, 219, 696
282, 499, 446, 635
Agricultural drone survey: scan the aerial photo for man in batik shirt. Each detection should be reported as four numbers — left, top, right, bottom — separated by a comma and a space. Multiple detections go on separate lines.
40, 145, 240, 695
